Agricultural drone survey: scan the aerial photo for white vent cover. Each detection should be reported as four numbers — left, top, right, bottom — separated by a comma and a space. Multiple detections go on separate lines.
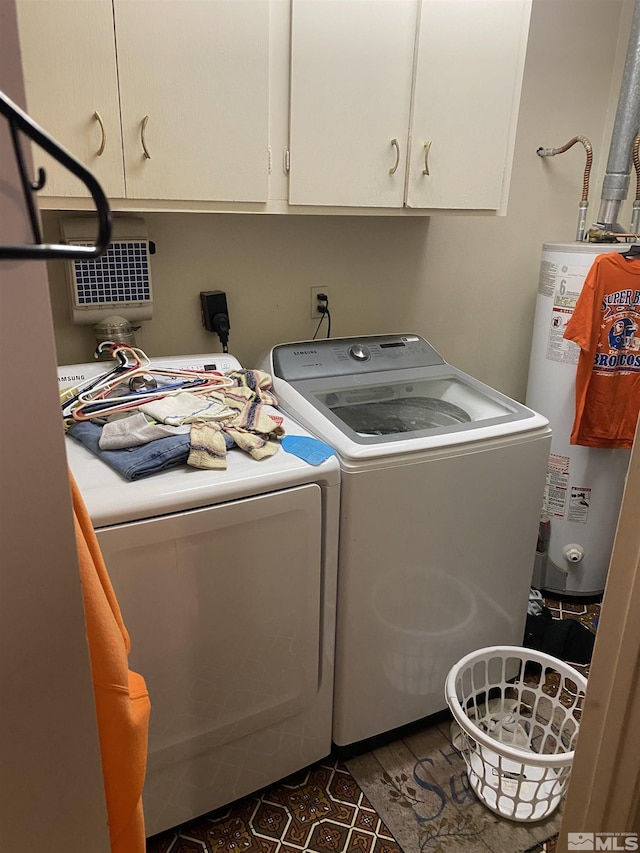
62, 216, 154, 325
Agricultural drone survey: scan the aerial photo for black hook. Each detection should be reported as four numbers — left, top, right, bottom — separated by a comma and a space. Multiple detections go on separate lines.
0, 89, 111, 261
31, 167, 46, 191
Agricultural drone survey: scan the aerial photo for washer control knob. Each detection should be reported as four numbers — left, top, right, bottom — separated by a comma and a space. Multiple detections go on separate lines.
349, 344, 370, 361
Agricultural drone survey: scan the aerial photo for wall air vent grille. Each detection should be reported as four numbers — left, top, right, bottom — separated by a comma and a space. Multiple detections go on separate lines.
62, 216, 154, 324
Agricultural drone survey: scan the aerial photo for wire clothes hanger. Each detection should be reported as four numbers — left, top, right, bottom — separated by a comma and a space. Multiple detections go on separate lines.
0, 89, 111, 261
59, 343, 148, 416
62, 343, 235, 422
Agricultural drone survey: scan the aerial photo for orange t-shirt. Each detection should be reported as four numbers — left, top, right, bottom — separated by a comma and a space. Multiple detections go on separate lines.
563, 251, 640, 449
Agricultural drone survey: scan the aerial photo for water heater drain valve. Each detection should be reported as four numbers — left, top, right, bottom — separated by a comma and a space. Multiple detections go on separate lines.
562, 543, 585, 564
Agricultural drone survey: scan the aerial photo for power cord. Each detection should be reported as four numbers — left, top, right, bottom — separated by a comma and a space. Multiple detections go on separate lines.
212, 313, 230, 353
312, 292, 332, 339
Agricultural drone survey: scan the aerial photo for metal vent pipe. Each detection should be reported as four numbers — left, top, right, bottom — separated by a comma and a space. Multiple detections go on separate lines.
597, 0, 640, 231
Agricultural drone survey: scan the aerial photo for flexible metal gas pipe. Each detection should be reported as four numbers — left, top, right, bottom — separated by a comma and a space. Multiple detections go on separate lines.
630, 131, 640, 234
537, 136, 593, 241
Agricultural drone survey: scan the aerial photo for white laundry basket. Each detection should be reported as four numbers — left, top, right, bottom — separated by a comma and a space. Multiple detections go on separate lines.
445, 645, 587, 822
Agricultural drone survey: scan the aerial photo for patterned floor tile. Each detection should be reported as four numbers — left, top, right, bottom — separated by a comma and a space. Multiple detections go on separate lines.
146, 759, 403, 853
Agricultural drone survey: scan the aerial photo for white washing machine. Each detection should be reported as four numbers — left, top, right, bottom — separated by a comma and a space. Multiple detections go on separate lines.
263, 334, 551, 747
58, 353, 340, 836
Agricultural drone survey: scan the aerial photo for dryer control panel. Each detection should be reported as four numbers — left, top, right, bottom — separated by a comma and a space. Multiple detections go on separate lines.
272, 335, 444, 381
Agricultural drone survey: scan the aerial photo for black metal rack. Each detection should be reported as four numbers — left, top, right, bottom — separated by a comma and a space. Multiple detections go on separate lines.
0, 90, 111, 261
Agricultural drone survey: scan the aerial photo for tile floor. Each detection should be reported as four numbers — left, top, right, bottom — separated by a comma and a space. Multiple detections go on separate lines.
146, 756, 402, 853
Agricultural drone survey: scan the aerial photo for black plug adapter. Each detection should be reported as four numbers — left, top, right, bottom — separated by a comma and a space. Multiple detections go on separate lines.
200, 290, 231, 349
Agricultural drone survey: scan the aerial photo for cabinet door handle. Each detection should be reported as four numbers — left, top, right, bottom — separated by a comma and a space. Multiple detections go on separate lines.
422, 140, 432, 176
93, 111, 106, 157
389, 138, 400, 175
141, 115, 151, 159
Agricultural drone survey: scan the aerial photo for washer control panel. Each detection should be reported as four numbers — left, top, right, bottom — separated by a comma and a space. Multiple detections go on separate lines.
272, 335, 444, 381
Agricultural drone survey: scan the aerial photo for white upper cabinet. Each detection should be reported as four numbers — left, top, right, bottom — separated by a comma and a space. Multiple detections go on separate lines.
288, 0, 531, 213
17, 0, 530, 213
288, 0, 418, 208
17, 0, 270, 203
16, 0, 125, 198
114, 0, 270, 202
406, 0, 531, 211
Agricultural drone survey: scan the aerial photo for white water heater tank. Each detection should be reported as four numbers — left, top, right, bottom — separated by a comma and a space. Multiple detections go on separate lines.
526, 242, 631, 595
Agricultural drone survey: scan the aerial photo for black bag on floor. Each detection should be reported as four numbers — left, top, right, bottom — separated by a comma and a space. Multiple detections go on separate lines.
523, 607, 595, 665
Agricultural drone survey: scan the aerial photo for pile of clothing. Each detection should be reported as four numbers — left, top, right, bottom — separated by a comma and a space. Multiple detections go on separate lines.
67, 369, 285, 481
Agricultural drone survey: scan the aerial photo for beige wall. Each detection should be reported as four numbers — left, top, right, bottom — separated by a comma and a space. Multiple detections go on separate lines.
44, 0, 631, 402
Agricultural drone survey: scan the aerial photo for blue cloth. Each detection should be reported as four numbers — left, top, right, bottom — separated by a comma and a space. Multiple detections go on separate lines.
68, 421, 192, 481
281, 435, 337, 466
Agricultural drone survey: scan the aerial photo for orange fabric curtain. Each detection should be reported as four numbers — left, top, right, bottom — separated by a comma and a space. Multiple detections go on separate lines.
70, 473, 150, 853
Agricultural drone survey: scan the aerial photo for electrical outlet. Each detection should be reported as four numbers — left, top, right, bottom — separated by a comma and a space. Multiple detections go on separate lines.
310, 286, 329, 319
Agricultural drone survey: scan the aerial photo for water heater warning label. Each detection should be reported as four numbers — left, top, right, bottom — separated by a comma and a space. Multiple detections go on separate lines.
547, 307, 580, 364
568, 486, 591, 523
543, 454, 570, 518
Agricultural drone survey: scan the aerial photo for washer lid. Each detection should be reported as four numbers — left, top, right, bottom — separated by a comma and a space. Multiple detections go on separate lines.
291, 367, 530, 443
271, 368, 549, 460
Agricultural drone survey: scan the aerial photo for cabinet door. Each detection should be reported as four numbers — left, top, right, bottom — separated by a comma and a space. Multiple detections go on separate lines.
114, 0, 270, 202
406, 0, 531, 211
16, 0, 125, 198
289, 0, 417, 208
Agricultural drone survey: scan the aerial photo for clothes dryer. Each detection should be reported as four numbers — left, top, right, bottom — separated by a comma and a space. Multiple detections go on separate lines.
263, 335, 551, 747
59, 353, 340, 835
